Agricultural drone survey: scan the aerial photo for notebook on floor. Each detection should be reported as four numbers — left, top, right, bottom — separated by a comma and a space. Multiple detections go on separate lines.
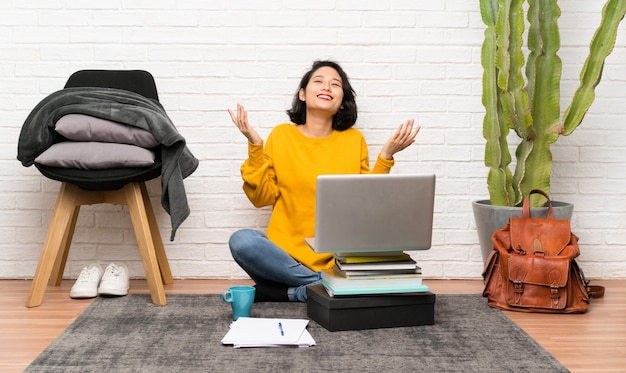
305, 173, 436, 254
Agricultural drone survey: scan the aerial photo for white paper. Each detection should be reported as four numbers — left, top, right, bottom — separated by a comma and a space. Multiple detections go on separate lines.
233, 330, 316, 348
221, 317, 315, 348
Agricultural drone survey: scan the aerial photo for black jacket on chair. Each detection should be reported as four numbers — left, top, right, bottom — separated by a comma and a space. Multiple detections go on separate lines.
17, 87, 199, 240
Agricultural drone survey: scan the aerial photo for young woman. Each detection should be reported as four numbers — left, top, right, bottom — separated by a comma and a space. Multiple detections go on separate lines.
227, 60, 420, 302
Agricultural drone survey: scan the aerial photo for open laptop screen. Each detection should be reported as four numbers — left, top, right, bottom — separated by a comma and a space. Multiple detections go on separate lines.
305, 174, 436, 254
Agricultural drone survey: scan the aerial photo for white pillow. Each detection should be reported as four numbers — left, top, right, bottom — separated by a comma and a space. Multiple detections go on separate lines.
35, 142, 156, 170
54, 114, 159, 148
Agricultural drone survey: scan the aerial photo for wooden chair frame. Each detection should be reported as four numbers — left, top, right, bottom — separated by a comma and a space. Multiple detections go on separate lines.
26, 181, 173, 307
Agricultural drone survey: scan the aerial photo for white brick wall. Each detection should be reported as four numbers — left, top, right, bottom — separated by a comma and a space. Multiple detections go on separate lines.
1, 1, 625, 280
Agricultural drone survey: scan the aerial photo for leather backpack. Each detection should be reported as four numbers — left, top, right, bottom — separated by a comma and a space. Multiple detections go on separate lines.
482, 190, 604, 313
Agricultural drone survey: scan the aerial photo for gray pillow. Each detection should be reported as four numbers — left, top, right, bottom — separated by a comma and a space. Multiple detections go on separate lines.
35, 142, 156, 169
54, 114, 159, 148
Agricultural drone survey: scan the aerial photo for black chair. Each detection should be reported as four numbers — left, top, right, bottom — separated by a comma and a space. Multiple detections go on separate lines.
26, 70, 173, 307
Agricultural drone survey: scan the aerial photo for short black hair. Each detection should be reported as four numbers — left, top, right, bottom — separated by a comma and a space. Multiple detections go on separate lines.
286, 60, 357, 131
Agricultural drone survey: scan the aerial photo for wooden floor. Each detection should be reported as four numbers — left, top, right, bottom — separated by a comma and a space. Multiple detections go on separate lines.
1, 279, 624, 372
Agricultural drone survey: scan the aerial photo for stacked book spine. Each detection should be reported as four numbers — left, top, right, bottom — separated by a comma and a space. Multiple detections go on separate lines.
321, 252, 429, 296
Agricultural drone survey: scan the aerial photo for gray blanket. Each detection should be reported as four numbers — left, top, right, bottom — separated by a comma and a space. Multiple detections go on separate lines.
17, 87, 199, 240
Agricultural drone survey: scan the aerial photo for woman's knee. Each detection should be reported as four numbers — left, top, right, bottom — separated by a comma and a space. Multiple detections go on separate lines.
228, 229, 262, 259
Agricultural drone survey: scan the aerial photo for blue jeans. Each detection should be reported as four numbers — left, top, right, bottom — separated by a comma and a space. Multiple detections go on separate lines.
228, 229, 322, 302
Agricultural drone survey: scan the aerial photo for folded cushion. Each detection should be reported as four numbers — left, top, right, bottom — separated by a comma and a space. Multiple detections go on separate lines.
54, 114, 159, 148
35, 142, 156, 169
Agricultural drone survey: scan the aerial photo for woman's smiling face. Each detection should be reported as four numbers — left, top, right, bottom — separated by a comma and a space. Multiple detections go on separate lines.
299, 66, 344, 115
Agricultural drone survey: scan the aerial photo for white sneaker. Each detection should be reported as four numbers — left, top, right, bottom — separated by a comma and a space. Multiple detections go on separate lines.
98, 263, 129, 296
70, 264, 103, 299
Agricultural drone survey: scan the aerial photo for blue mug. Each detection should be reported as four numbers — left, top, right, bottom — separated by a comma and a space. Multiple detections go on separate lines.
221, 285, 255, 320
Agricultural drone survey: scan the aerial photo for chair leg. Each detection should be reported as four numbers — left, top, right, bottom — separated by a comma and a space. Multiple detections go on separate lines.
124, 182, 167, 306
49, 205, 80, 286
27, 183, 80, 307
139, 182, 173, 284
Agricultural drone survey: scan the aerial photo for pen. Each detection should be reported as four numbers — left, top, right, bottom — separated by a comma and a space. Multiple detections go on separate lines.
278, 322, 284, 336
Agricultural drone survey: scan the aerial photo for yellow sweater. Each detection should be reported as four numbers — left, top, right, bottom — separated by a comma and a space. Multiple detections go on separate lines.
240, 123, 394, 272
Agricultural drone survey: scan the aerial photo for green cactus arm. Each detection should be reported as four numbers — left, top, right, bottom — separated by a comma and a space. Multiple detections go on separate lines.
562, 0, 626, 135
511, 139, 533, 205
499, 0, 532, 140
480, 0, 499, 25
495, 0, 511, 95
481, 0, 514, 206
521, 0, 562, 206
518, 138, 554, 206
526, 0, 561, 136
503, 0, 534, 206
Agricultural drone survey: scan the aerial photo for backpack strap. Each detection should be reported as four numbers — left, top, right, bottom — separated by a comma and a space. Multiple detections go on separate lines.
587, 284, 605, 298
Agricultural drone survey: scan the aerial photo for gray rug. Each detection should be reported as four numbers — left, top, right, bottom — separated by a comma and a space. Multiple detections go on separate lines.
26, 294, 568, 373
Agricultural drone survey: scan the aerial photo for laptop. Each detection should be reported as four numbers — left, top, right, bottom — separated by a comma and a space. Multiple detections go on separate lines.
305, 173, 436, 254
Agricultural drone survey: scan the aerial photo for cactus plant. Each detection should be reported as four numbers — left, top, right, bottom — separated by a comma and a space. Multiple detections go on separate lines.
480, 0, 626, 207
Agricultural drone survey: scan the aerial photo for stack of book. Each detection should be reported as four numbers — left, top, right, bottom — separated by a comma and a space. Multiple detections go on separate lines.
321, 251, 429, 296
